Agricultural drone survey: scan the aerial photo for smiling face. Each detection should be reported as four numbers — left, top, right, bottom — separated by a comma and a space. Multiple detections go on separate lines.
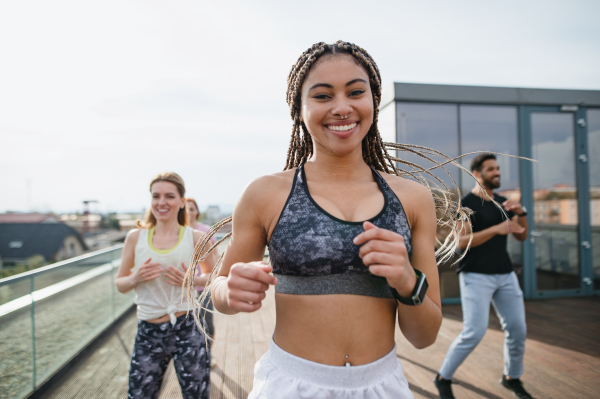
476, 159, 501, 189
151, 181, 186, 223
300, 55, 374, 157
186, 200, 199, 223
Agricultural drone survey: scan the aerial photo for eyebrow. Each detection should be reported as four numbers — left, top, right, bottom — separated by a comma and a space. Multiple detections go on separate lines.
308, 78, 368, 92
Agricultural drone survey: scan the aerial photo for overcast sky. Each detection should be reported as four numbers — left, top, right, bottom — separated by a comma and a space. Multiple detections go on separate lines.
1, 0, 599, 215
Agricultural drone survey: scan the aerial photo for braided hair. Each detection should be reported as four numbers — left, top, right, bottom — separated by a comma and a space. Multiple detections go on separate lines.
282, 40, 479, 262
284, 41, 391, 173
184, 41, 494, 338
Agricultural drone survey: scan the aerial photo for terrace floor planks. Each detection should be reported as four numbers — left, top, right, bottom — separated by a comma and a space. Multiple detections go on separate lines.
41, 293, 600, 399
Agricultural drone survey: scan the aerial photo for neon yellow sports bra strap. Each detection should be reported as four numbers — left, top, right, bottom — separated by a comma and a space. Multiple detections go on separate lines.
148, 226, 185, 254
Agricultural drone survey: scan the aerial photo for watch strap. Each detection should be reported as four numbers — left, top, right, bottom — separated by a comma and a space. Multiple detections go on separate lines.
390, 269, 428, 306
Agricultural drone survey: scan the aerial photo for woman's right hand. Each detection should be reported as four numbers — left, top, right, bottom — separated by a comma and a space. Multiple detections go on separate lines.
130, 258, 163, 288
226, 262, 277, 312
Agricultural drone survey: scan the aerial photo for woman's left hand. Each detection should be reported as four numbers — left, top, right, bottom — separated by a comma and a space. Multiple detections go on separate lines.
354, 221, 417, 298
164, 262, 189, 287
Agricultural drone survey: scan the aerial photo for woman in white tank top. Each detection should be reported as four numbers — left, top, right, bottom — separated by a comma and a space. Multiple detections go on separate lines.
115, 172, 213, 399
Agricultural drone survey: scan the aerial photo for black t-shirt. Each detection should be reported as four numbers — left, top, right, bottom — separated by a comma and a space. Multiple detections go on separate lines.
458, 192, 516, 274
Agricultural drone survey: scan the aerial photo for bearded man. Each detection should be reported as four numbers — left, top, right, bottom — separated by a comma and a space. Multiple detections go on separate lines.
434, 154, 534, 399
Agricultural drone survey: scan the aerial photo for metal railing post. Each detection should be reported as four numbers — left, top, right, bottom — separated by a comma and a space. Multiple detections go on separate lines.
111, 249, 116, 320
30, 276, 37, 388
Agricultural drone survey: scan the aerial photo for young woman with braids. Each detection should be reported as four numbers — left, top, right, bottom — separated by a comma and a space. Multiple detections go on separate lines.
186, 41, 470, 398
115, 173, 211, 399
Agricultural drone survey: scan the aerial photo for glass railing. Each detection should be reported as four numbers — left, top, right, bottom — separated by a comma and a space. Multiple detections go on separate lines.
0, 244, 133, 399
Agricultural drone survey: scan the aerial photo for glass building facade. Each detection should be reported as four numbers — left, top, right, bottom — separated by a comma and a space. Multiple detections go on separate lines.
379, 83, 600, 301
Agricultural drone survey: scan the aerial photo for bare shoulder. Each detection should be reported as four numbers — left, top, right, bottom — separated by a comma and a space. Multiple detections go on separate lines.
245, 169, 296, 195
125, 228, 141, 244
234, 169, 297, 235
379, 172, 435, 227
239, 169, 297, 210
121, 229, 141, 263
380, 172, 433, 201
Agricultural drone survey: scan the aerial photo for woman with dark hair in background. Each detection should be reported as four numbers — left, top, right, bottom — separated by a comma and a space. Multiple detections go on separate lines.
116, 172, 210, 399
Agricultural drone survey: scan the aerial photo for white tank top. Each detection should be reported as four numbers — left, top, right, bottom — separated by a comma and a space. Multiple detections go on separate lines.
133, 226, 194, 324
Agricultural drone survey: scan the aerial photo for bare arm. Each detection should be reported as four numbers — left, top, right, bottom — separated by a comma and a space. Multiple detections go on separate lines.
502, 200, 528, 242
458, 221, 498, 250
512, 214, 528, 241
211, 177, 280, 315
395, 185, 442, 348
356, 183, 442, 349
458, 216, 526, 250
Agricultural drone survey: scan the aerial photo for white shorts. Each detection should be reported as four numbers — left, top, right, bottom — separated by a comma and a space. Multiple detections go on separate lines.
248, 337, 414, 399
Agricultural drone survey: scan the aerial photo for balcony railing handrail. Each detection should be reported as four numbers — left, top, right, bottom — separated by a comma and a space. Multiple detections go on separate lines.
0, 244, 125, 287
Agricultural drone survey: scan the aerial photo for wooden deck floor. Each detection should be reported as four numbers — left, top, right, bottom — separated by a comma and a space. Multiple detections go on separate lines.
43, 292, 600, 399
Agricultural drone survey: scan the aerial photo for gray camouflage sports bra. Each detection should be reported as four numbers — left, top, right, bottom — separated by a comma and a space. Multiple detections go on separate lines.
267, 165, 412, 298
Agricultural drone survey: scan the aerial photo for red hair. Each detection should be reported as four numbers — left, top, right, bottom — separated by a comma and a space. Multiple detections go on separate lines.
186, 198, 201, 222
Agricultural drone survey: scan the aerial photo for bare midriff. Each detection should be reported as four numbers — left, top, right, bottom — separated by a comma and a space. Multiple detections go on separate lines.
145, 310, 188, 324
273, 293, 397, 366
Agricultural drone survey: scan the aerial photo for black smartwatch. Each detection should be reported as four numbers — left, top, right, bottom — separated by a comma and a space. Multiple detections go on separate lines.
390, 269, 428, 306
518, 206, 528, 217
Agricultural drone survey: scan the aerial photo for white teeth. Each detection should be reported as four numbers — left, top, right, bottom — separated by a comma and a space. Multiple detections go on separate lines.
328, 123, 357, 132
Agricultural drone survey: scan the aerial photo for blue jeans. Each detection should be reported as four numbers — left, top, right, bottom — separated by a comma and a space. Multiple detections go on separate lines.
439, 272, 527, 379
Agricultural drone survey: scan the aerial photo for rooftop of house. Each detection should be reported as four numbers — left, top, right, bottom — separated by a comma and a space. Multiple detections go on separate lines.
0, 213, 60, 224
0, 223, 87, 261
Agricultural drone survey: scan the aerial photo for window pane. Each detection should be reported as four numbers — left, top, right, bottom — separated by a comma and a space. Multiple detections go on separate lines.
531, 113, 579, 291
588, 109, 600, 291
396, 102, 460, 298
396, 102, 459, 190
459, 105, 519, 193
459, 105, 522, 278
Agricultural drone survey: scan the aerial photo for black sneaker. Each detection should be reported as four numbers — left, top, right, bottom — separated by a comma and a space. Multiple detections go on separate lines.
434, 374, 455, 399
501, 375, 533, 399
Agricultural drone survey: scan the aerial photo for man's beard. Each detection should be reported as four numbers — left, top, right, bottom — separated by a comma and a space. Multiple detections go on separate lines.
483, 176, 500, 189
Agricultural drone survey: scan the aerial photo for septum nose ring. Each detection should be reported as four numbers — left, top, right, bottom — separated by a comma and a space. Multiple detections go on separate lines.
341, 115, 348, 119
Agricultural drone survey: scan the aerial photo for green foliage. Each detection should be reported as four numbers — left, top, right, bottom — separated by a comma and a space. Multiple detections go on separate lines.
0, 255, 47, 279
27, 255, 46, 268
0, 264, 30, 279
108, 218, 121, 230
99, 215, 120, 230
545, 191, 577, 200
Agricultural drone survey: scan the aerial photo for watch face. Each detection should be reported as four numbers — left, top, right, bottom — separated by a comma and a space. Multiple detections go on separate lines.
411, 272, 428, 305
